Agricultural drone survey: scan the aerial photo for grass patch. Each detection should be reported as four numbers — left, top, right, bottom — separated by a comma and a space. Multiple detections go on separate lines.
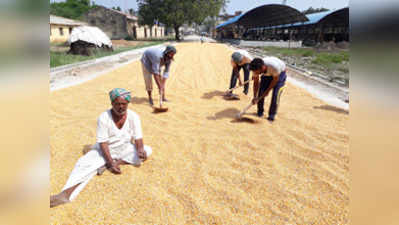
259, 46, 349, 86
263, 46, 315, 57
312, 52, 349, 67
262, 46, 349, 71
128, 36, 176, 42
50, 41, 164, 68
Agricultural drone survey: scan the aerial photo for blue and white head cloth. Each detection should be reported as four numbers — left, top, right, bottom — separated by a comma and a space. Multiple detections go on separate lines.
109, 88, 131, 102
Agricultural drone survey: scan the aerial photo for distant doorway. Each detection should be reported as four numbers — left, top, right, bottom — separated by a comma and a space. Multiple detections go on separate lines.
133, 26, 137, 39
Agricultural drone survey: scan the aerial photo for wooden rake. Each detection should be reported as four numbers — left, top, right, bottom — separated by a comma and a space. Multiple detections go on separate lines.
153, 89, 168, 113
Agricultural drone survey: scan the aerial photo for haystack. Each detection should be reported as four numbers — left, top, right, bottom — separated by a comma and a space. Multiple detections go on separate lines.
67, 26, 113, 56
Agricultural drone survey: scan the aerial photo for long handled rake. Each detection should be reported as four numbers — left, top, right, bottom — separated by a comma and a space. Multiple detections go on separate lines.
153, 89, 168, 113
236, 102, 254, 119
224, 79, 252, 94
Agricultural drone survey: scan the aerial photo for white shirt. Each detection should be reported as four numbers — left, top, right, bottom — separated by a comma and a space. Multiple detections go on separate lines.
94, 109, 143, 155
236, 49, 253, 61
262, 56, 286, 74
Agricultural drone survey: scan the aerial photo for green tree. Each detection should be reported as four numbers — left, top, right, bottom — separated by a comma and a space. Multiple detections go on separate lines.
202, 16, 217, 34
129, 8, 136, 16
50, 0, 96, 20
111, 6, 122, 11
137, 0, 228, 40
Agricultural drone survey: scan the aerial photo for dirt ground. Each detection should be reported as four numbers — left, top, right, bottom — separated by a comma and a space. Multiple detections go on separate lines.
112, 40, 151, 47
50, 42, 349, 224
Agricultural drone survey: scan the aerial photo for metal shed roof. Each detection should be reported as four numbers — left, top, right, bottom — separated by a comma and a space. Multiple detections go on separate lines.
251, 7, 349, 30
216, 4, 308, 30
237, 4, 308, 28
318, 7, 349, 26
216, 14, 245, 29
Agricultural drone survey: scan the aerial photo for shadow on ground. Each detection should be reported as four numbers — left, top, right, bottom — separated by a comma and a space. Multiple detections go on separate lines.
230, 117, 259, 124
206, 108, 240, 120
201, 90, 226, 99
207, 108, 260, 124
131, 96, 149, 105
202, 90, 241, 101
313, 105, 349, 115
223, 95, 240, 101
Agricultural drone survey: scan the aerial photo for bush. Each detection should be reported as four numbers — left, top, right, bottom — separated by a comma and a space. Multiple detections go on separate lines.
302, 50, 314, 57
124, 35, 135, 41
312, 52, 349, 66
302, 39, 317, 47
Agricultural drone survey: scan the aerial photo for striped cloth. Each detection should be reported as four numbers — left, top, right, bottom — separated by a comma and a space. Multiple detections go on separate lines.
109, 88, 131, 102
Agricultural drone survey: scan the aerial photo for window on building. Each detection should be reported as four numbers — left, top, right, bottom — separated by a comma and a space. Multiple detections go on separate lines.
69, 27, 73, 35
91, 20, 96, 25
59, 27, 64, 36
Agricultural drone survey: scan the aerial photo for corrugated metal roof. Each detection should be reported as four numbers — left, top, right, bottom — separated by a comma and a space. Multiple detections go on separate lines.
218, 6, 348, 31
216, 4, 308, 30
216, 13, 245, 29
288, 10, 335, 27
50, 15, 87, 26
237, 4, 308, 28
306, 11, 332, 24
252, 7, 348, 30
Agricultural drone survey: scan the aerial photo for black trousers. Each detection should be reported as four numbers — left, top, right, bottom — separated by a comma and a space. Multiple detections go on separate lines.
229, 63, 250, 94
257, 71, 287, 119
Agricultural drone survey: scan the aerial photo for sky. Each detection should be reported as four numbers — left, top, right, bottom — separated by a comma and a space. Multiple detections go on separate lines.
51, 0, 349, 14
